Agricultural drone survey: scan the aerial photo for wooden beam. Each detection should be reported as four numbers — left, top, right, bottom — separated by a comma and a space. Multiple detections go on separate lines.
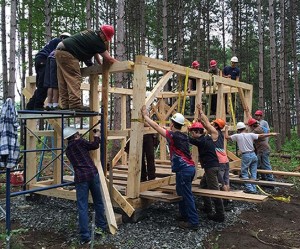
81, 61, 134, 77
139, 175, 176, 192
230, 168, 300, 177
126, 56, 147, 198
229, 176, 294, 187
159, 185, 268, 203
145, 71, 174, 108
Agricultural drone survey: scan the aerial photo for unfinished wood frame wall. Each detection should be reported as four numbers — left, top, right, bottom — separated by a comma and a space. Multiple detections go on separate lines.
23, 55, 253, 215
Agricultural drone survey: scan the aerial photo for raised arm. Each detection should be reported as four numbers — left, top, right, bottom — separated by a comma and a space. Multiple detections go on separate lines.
258, 132, 278, 138
196, 104, 218, 141
141, 105, 166, 138
224, 125, 231, 140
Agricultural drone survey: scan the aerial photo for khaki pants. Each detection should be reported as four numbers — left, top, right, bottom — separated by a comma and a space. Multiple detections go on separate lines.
56, 50, 82, 109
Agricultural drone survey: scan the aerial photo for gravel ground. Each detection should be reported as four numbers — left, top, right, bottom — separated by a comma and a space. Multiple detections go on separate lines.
1, 190, 259, 249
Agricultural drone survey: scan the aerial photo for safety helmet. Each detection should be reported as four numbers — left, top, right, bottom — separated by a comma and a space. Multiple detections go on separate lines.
60, 32, 71, 39
188, 122, 204, 130
171, 113, 185, 125
63, 127, 78, 139
255, 110, 263, 116
236, 122, 246, 130
213, 118, 226, 129
231, 56, 238, 63
210, 60, 217, 67
247, 118, 258, 126
100, 25, 115, 41
191, 60, 200, 68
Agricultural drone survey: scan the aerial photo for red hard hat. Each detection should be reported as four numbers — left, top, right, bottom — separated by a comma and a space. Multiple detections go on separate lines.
213, 118, 225, 129
210, 60, 217, 67
188, 122, 204, 130
100, 25, 115, 41
247, 118, 258, 126
255, 110, 263, 116
192, 60, 200, 68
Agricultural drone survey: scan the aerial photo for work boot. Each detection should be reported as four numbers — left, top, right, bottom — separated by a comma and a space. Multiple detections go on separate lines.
178, 221, 199, 231
175, 214, 188, 222
207, 213, 225, 223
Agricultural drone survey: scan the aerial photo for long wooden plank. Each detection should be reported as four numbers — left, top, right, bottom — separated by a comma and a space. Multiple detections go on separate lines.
229, 177, 294, 187
106, 179, 135, 217
140, 191, 182, 202
230, 168, 300, 177
96, 163, 118, 235
159, 185, 268, 203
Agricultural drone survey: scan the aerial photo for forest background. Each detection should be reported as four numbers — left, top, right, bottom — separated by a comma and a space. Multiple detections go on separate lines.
0, 0, 299, 151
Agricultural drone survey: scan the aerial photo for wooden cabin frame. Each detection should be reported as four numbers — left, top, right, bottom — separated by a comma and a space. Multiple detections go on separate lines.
22, 55, 254, 218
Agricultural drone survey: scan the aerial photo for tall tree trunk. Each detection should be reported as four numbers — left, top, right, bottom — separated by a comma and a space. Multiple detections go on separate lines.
269, 0, 281, 150
45, 0, 51, 42
8, 0, 17, 101
140, 0, 146, 55
221, 0, 226, 67
177, 0, 184, 65
279, 0, 286, 142
257, 0, 264, 109
290, 0, 300, 137
162, 0, 168, 61
86, 0, 91, 29
1, 0, 8, 100
231, 0, 238, 55
28, 0, 33, 76
113, 0, 126, 153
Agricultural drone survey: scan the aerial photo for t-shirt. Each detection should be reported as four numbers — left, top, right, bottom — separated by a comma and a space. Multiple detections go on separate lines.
223, 66, 240, 80
259, 120, 269, 132
166, 130, 195, 172
214, 130, 229, 163
189, 135, 219, 169
250, 126, 270, 153
208, 67, 220, 76
230, 133, 258, 153
63, 29, 107, 61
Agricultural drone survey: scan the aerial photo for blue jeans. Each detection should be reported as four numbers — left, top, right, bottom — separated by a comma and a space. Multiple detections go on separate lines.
257, 151, 274, 181
75, 174, 107, 241
241, 152, 258, 192
176, 166, 199, 225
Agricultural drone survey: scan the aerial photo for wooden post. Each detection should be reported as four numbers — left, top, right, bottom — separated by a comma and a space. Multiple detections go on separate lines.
126, 56, 147, 198
101, 61, 110, 175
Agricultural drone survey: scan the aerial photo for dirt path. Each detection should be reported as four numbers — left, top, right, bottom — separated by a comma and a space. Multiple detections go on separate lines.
203, 187, 300, 249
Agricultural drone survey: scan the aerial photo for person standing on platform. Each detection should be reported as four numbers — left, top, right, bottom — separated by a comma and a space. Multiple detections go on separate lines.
223, 56, 240, 81
141, 106, 199, 230
26, 33, 69, 110
56, 25, 118, 111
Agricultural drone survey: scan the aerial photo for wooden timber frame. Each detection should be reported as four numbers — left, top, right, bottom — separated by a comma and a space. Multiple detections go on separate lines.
22, 55, 254, 219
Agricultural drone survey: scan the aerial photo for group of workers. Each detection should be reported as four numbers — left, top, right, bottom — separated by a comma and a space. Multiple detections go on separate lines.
26, 27, 276, 241
188, 56, 240, 115
141, 100, 276, 231
26, 25, 118, 111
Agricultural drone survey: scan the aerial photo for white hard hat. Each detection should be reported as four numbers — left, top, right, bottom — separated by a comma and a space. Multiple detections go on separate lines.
231, 56, 238, 63
236, 122, 246, 130
60, 32, 71, 38
63, 127, 78, 139
171, 113, 185, 125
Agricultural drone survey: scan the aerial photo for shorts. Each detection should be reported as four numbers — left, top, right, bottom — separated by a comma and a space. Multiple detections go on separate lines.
218, 162, 229, 186
44, 57, 58, 88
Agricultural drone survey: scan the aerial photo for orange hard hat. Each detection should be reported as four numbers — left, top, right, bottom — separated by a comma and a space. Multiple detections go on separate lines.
192, 60, 200, 68
210, 60, 217, 67
100, 25, 115, 41
188, 122, 204, 130
247, 118, 258, 126
255, 110, 263, 116
213, 118, 225, 129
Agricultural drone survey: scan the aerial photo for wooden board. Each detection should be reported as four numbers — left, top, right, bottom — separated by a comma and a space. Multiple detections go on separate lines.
158, 185, 268, 203
230, 168, 300, 177
140, 191, 182, 202
229, 176, 294, 187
